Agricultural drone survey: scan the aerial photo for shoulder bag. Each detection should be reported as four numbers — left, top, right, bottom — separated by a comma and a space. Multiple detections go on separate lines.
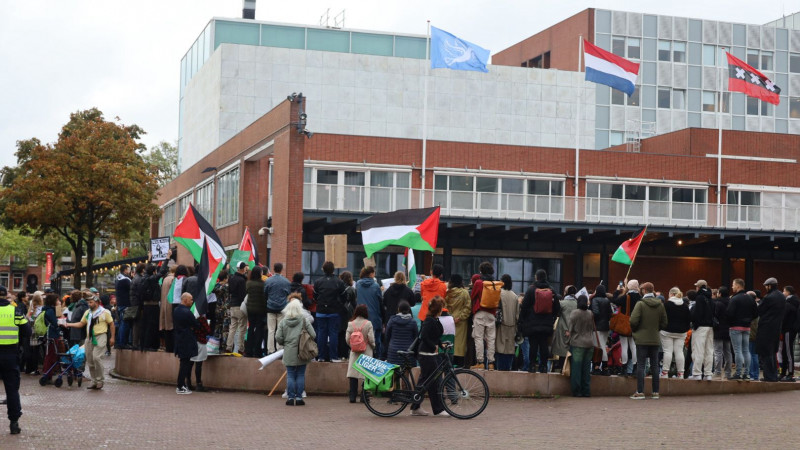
609, 294, 632, 336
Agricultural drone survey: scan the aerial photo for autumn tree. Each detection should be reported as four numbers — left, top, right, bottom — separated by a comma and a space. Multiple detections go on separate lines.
0, 108, 160, 287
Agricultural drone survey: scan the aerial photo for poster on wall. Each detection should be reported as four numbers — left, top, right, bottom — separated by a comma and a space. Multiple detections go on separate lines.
150, 237, 171, 261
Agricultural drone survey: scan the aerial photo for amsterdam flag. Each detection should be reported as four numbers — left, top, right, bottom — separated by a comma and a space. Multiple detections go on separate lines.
361, 207, 440, 257
726, 52, 781, 105
611, 227, 646, 266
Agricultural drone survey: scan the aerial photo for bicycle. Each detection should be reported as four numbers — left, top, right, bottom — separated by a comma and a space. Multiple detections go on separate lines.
361, 342, 489, 419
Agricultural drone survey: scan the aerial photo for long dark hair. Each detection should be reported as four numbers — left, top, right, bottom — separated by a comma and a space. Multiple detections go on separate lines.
249, 266, 263, 281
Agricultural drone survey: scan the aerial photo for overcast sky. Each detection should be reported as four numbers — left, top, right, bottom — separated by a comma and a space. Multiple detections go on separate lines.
0, 1, 788, 168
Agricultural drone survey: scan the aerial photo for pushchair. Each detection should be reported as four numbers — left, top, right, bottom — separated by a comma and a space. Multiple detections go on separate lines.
39, 337, 85, 388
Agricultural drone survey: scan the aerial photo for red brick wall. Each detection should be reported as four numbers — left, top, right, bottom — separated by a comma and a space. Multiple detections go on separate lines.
492, 8, 593, 70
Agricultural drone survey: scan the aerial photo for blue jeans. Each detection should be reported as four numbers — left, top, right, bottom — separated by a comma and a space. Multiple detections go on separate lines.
520, 337, 530, 371
729, 330, 750, 377
286, 365, 306, 400
749, 341, 759, 380
316, 314, 339, 361
117, 306, 131, 348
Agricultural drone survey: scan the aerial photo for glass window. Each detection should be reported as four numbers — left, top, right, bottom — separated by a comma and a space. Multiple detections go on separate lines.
261, 24, 305, 49
649, 186, 669, 201
642, 85, 656, 108
761, 101, 772, 116
502, 178, 524, 194
688, 42, 702, 65
733, 24, 746, 46
344, 171, 365, 186
195, 182, 214, 222
627, 87, 640, 106
643, 15, 658, 38
688, 90, 701, 112
306, 28, 349, 53
747, 49, 759, 68
703, 45, 716, 66
161, 202, 176, 239
721, 92, 730, 113
449, 176, 473, 192
609, 131, 624, 146
627, 38, 641, 59
702, 91, 716, 112
688, 66, 701, 88
689, 19, 702, 42
217, 167, 240, 226
792, 54, 800, 73
214, 21, 259, 49
672, 89, 686, 109
351, 32, 393, 56
791, 98, 800, 118
625, 185, 646, 200
611, 89, 625, 105
476, 177, 498, 192
642, 62, 657, 85
370, 172, 391, 187
746, 97, 759, 115
612, 36, 626, 56
0, 274, 8, 289
672, 188, 695, 203
761, 51, 773, 71
658, 87, 671, 108
596, 106, 610, 128
528, 180, 550, 195
394, 36, 427, 59
673, 42, 687, 63
658, 41, 671, 61
434, 175, 448, 190
317, 170, 338, 184
396, 173, 410, 188
642, 39, 657, 61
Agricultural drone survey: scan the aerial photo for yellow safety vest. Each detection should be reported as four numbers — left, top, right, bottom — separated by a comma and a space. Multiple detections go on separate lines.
0, 304, 27, 345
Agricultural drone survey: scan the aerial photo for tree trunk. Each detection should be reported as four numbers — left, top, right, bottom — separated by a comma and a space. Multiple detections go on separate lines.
73, 245, 83, 290
85, 234, 95, 288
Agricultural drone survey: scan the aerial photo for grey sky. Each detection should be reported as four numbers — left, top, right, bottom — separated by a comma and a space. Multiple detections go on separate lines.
0, 0, 786, 168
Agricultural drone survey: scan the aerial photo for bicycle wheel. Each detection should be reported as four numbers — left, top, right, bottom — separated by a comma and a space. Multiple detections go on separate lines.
362, 373, 412, 417
439, 369, 489, 419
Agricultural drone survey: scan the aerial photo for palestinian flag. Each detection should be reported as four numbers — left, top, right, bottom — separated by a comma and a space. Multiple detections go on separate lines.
611, 227, 646, 265
230, 227, 259, 272
361, 207, 440, 257
173, 203, 225, 264
726, 52, 781, 105
404, 248, 417, 288
168, 275, 185, 304
190, 238, 226, 317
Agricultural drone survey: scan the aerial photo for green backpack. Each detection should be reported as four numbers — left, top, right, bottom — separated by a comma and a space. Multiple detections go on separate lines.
34, 313, 48, 337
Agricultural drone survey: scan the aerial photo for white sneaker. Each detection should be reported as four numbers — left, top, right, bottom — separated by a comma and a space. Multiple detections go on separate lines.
176, 387, 192, 395
330, 358, 342, 363
302, 390, 307, 398
410, 408, 430, 416
281, 391, 288, 399
705, 376, 713, 381
688, 375, 702, 381
435, 411, 451, 417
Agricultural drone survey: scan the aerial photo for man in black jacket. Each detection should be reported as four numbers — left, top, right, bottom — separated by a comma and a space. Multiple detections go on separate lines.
519, 269, 561, 373
727, 278, 758, 380
226, 262, 248, 353
114, 265, 132, 349
713, 286, 732, 379
129, 263, 146, 350
757, 277, 786, 382
313, 261, 346, 362
779, 285, 799, 381
689, 280, 715, 380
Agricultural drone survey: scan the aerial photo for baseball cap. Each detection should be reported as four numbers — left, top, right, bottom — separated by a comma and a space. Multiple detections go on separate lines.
89, 287, 99, 294
0, 285, 6, 296
763, 277, 778, 286
694, 280, 707, 288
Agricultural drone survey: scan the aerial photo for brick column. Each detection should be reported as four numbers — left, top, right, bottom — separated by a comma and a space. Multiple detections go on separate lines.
269, 100, 306, 274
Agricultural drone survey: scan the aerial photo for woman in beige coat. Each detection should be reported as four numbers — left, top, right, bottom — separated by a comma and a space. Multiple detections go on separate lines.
345, 304, 376, 403
445, 274, 471, 367
159, 266, 176, 352
495, 274, 520, 371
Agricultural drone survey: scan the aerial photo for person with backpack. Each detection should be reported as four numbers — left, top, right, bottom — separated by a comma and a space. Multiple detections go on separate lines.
276, 295, 317, 406
611, 279, 642, 377
345, 304, 375, 403
469, 262, 500, 371
519, 269, 561, 373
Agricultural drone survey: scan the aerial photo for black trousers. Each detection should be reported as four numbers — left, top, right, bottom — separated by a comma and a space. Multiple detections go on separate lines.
246, 313, 266, 358
759, 339, 780, 381
0, 352, 22, 422
528, 332, 551, 373
413, 354, 445, 415
780, 331, 796, 376
177, 358, 193, 389
142, 305, 160, 350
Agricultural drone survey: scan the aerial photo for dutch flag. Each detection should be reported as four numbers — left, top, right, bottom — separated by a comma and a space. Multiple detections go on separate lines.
584, 39, 639, 96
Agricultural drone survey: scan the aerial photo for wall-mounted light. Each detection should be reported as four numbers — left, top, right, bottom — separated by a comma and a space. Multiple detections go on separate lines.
677, 239, 683, 246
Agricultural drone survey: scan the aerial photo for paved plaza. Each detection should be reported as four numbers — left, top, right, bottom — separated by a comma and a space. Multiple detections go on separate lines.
2, 353, 799, 449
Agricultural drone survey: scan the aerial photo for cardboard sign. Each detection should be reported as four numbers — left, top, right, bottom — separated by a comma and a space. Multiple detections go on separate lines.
150, 237, 170, 261
362, 256, 376, 269
324, 234, 347, 268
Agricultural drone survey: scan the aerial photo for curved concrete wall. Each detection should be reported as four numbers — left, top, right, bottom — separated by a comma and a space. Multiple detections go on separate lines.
114, 350, 800, 397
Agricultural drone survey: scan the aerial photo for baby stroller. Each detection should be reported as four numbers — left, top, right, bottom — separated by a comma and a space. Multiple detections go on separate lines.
39, 337, 85, 388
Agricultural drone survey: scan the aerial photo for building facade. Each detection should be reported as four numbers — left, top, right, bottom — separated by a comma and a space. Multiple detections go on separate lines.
159, 10, 800, 294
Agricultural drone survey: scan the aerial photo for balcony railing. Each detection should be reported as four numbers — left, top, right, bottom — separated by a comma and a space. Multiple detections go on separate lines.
302, 182, 800, 232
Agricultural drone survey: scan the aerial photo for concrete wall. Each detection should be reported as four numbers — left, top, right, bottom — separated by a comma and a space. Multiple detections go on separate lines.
179, 44, 596, 172
114, 350, 800, 397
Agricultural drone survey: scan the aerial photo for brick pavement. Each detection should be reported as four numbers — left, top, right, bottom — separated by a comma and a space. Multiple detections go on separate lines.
3, 352, 799, 449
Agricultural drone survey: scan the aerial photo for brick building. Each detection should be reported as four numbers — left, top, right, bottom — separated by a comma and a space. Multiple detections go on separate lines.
156, 11, 800, 293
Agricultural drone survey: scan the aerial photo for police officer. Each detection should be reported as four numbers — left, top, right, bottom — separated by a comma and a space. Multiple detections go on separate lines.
0, 285, 27, 435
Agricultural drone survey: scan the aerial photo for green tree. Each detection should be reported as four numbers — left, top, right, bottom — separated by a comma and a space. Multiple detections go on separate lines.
0, 109, 160, 288
143, 141, 178, 187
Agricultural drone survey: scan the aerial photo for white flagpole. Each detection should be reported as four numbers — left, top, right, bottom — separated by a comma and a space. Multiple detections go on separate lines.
574, 35, 583, 220
717, 51, 724, 226
420, 20, 431, 208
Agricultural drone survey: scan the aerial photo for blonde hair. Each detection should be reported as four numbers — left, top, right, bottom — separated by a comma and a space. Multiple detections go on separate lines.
669, 287, 683, 298
393, 271, 406, 285
282, 298, 305, 319
31, 292, 43, 308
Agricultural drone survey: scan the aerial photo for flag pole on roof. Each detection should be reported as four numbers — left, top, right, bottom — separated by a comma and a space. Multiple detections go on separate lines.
575, 35, 583, 221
